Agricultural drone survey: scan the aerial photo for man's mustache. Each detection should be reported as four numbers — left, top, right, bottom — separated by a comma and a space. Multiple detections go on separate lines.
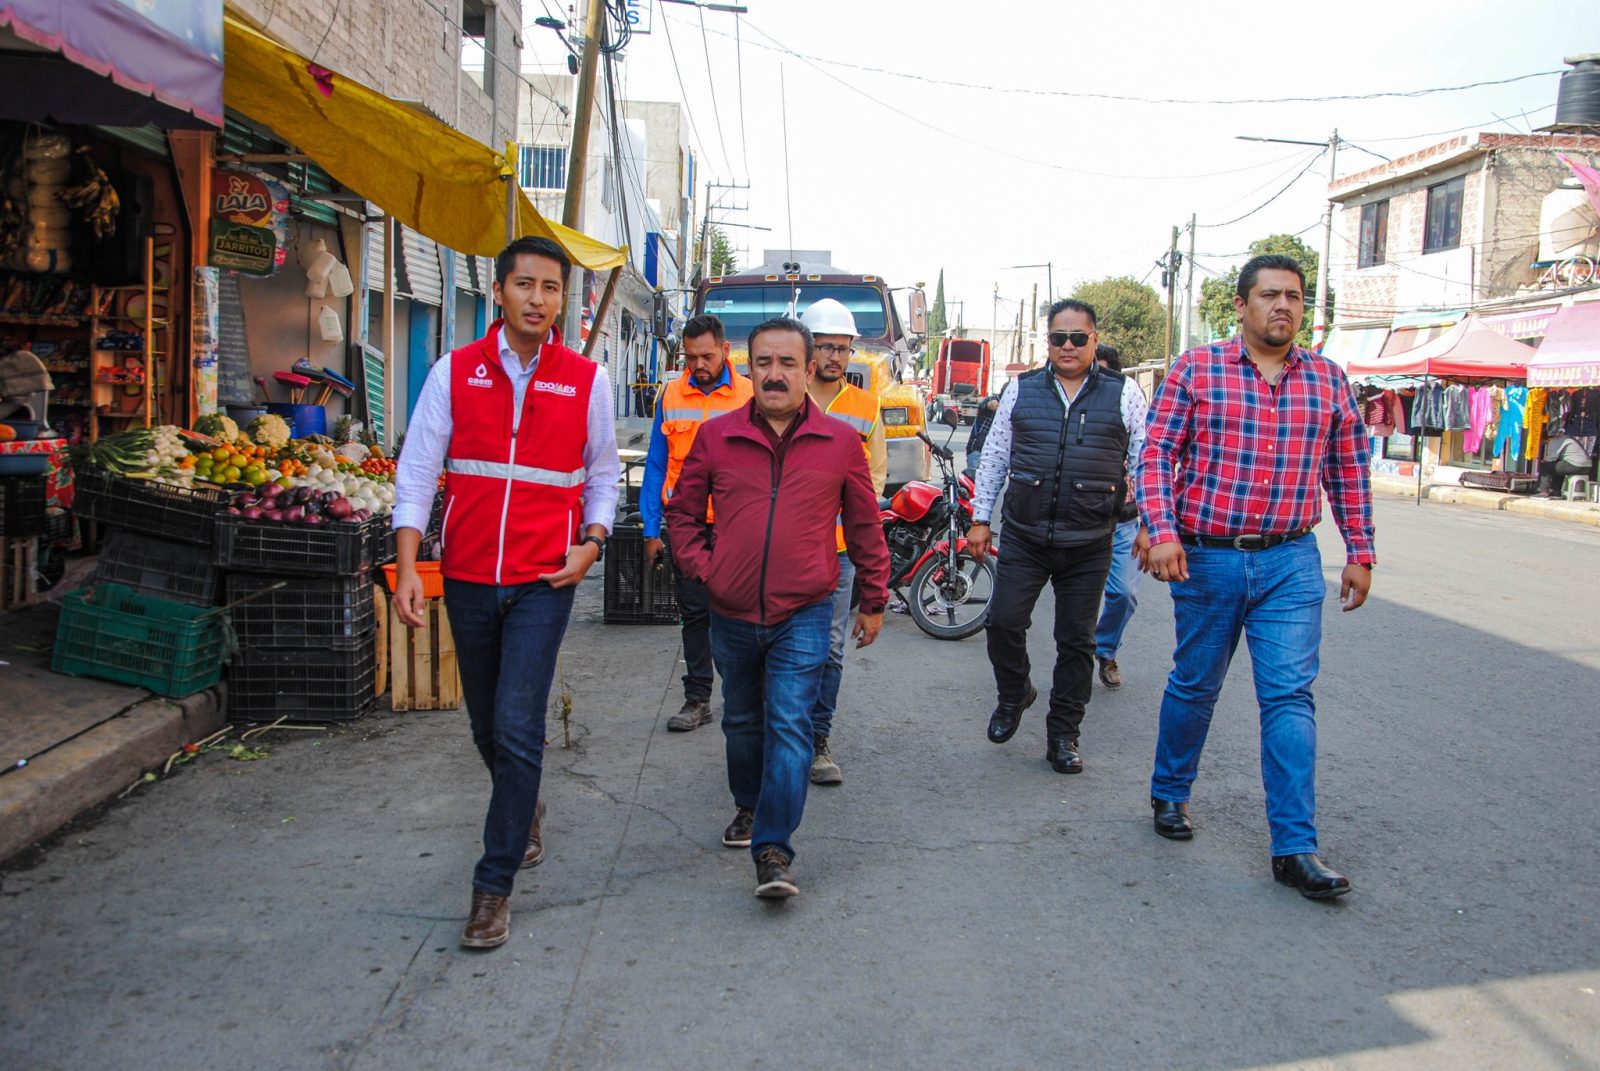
761, 380, 789, 392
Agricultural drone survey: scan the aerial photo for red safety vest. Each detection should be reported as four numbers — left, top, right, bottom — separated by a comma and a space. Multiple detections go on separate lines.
439, 321, 595, 585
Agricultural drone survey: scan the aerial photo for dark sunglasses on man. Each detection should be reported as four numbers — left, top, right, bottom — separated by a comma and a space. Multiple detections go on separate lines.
1047, 330, 1093, 349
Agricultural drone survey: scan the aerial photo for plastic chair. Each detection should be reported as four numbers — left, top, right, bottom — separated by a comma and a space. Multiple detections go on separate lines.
1565, 476, 1591, 502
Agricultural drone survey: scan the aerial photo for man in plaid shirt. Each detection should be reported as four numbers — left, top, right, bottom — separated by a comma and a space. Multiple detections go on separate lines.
1137, 254, 1374, 900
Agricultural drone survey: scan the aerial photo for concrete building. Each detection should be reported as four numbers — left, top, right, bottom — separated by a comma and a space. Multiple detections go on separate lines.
1328, 133, 1600, 323
516, 69, 699, 418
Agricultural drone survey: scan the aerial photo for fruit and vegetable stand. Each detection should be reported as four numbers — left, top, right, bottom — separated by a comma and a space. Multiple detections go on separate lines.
47, 416, 448, 719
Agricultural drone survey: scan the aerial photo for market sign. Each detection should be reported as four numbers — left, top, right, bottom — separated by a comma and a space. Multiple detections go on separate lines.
1478, 305, 1559, 343
212, 169, 275, 226
623, 0, 652, 34
209, 220, 276, 275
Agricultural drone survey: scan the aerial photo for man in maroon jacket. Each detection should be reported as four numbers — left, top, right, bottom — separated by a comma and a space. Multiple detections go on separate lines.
667, 316, 890, 899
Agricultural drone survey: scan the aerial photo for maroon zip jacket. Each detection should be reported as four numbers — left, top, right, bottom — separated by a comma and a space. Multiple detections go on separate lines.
666, 398, 890, 626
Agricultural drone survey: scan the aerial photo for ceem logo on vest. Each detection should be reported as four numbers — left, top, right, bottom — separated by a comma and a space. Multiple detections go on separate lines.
467, 363, 494, 389
534, 380, 577, 398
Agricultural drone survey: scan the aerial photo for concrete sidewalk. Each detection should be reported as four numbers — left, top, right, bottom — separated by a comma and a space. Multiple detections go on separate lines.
1371, 473, 1600, 527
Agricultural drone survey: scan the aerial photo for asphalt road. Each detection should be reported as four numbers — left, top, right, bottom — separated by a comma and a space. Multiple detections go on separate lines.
3, 496, 1598, 1070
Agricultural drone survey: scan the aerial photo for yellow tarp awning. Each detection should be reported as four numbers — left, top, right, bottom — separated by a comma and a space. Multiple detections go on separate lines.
222, 15, 625, 270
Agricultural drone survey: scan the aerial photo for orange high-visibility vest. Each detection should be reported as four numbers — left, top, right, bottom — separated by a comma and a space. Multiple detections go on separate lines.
660, 368, 753, 521
822, 381, 881, 553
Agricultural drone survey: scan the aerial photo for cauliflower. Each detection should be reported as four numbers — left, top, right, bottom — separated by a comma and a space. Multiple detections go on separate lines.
248, 413, 292, 449
192, 413, 239, 442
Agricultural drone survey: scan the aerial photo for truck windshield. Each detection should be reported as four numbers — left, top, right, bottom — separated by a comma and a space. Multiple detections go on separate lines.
701, 284, 888, 342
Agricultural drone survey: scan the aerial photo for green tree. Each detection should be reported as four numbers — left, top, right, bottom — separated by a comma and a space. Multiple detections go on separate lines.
1196, 233, 1334, 349
1068, 275, 1166, 365
921, 269, 948, 373
692, 226, 738, 279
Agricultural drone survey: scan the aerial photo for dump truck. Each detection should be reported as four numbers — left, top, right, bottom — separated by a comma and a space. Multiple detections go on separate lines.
929, 336, 992, 424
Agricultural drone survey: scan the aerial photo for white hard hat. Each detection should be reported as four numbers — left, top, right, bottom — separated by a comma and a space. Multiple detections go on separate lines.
800, 297, 858, 338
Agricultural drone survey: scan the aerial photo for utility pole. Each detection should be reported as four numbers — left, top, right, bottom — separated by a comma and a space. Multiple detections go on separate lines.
1180, 213, 1196, 353
1028, 282, 1038, 362
560, 0, 606, 339
1164, 224, 1179, 370
1314, 128, 1339, 348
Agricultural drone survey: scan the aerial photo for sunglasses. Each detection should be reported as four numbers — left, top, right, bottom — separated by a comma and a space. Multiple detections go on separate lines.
1047, 330, 1092, 349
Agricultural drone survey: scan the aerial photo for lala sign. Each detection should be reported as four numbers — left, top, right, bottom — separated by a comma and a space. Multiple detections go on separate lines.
211, 169, 274, 226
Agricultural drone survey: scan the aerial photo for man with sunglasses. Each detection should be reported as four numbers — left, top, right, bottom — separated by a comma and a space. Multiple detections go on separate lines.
1138, 254, 1372, 900
966, 299, 1148, 775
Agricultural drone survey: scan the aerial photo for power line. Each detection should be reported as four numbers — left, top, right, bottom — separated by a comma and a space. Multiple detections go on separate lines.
696, 7, 737, 181
714, 24, 1559, 107
657, 5, 716, 181
733, 17, 751, 185
1347, 104, 1557, 144
1197, 149, 1328, 229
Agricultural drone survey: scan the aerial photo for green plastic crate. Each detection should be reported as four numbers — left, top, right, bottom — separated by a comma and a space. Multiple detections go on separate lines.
52, 583, 227, 698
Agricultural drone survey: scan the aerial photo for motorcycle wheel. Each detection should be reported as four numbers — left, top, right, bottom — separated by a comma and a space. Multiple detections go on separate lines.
906, 549, 995, 640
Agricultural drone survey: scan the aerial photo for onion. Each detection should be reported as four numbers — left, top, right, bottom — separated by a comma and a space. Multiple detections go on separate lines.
304, 512, 326, 526
236, 493, 258, 509
241, 506, 265, 521
260, 482, 284, 499
227, 506, 243, 516
285, 505, 306, 523
351, 508, 372, 522
263, 508, 283, 522
326, 496, 353, 520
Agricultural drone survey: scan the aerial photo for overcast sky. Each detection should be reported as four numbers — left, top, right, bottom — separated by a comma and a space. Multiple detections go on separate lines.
523, 0, 1588, 327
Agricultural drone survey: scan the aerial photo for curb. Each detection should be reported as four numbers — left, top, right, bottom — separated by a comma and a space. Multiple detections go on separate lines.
0, 687, 225, 865
1371, 476, 1600, 527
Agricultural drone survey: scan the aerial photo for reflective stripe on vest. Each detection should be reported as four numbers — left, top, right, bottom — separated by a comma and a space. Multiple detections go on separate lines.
445, 458, 587, 487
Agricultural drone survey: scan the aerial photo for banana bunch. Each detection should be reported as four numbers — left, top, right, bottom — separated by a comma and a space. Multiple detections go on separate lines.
58, 147, 120, 242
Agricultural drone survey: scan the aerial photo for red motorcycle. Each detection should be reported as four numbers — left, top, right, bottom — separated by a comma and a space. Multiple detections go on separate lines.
881, 410, 996, 640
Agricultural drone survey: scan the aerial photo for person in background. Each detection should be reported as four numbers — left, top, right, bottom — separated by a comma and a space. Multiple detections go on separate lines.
666, 316, 889, 899
966, 299, 1147, 776
1090, 344, 1149, 690
965, 393, 1003, 477
1537, 433, 1595, 497
392, 236, 619, 950
640, 315, 752, 732
798, 297, 887, 786
1138, 254, 1373, 901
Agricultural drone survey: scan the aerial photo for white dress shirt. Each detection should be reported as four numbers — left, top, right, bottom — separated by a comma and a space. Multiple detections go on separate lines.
393, 328, 621, 535
972, 372, 1148, 524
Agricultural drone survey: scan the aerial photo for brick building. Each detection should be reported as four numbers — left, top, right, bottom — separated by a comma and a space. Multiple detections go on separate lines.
1328, 133, 1600, 323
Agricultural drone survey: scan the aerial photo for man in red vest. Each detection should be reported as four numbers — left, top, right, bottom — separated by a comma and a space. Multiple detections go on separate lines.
392, 236, 620, 950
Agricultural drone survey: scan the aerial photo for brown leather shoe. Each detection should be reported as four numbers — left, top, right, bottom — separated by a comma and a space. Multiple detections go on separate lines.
521, 799, 548, 868
460, 889, 510, 949
1097, 657, 1123, 689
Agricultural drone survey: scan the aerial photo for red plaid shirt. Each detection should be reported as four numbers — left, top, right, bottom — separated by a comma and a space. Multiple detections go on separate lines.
1137, 337, 1375, 564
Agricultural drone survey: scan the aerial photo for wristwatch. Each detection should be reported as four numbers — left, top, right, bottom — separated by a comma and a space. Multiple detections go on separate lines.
581, 534, 605, 561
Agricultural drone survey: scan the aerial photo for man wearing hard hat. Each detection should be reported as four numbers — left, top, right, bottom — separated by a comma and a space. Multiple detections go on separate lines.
800, 297, 888, 786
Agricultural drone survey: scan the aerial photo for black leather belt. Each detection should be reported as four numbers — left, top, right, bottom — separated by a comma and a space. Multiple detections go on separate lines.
1179, 526, 1314, 551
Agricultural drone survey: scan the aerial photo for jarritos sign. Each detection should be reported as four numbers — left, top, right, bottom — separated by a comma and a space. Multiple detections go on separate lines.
209, 169, 280, 276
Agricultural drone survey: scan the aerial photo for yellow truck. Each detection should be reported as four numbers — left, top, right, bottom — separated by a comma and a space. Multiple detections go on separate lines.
692, 251, 931, 490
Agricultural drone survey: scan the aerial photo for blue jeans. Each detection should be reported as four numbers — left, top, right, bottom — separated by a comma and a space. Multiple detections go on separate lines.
811, 552, 856, 739
444, 578, 577, 897
1150, 536, 1325, 857
711, 601, 833, 862
1094, 518, 1142, 660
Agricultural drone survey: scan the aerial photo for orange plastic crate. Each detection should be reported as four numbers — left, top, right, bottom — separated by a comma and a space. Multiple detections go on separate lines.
382, 560, 445, 598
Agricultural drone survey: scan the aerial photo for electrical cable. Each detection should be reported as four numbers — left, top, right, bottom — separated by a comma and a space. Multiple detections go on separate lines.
734, 17, 752, 186
657, 4, 716, 180
1197, 149, 1328, 229
697, 7, 737, 182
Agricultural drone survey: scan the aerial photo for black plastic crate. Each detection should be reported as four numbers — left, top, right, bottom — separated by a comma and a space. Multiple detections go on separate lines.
224, 571, 376, 648
366, 520, 395, 567
227, 643, 376, 723
1, 476, 47, 538
43, 507, 72, 544
603, 524, 679, 625
213, 514, 379, 577
94, 528, 219, 606
72, 467, 227, 546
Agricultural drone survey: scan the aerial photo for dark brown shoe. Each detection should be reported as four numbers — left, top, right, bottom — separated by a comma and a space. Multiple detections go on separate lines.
754, 846, 798, 898
1097, 657, 1123, 689
521, 798, 548, 868
460, 889, 510, 949
667, 699, 713, 731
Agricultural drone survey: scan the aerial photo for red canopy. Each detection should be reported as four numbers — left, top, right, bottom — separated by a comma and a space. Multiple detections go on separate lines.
1346, 315, 1532, 379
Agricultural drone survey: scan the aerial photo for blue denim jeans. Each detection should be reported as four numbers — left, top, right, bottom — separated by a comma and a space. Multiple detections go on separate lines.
1094, 518, 1143, 660
711, 601, 833, 862
810, 552, 856, 739
1149, 535, 1326, 857
443, 578, 577, 896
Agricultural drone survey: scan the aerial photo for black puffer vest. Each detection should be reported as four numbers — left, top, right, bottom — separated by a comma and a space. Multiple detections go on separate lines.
1001, 366, 1128, 548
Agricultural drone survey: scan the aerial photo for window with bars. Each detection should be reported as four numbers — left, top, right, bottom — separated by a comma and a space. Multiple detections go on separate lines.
1358, 199, 1388, 269
1424, 176, 1465, 254
518, 145, 567, 189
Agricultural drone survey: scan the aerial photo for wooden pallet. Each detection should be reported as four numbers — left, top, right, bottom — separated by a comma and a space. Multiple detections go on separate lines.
2, 536, 38, 611
388, 595, 460, 711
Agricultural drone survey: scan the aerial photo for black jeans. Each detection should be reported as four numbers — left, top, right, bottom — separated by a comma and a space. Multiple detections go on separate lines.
673, 559, 715, 703
1537, 458, 1589, 495
986, 531, 1114, 742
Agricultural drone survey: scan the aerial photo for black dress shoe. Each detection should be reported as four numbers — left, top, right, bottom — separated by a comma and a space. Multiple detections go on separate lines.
986, 683, 1037, 744
1046, 737, 1083, 774
1151, 797, 1193, 839
1271, 853, 1351, 900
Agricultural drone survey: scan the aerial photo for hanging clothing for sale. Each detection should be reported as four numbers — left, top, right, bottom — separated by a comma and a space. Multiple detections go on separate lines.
1564, 389, 1598, 437
1463, 387, 1492, 454
1389, 390, 1408, 437
1494, 385, 1527, 462
1525, 388, 1548, 462
1412, 383, 1448, 431
1363, 391, 1396, 436
1485, 385, 1504, 440
1443, 385, 1472, 431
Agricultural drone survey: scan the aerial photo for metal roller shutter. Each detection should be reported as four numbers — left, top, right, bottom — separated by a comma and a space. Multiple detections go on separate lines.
400, 227, 444, 307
